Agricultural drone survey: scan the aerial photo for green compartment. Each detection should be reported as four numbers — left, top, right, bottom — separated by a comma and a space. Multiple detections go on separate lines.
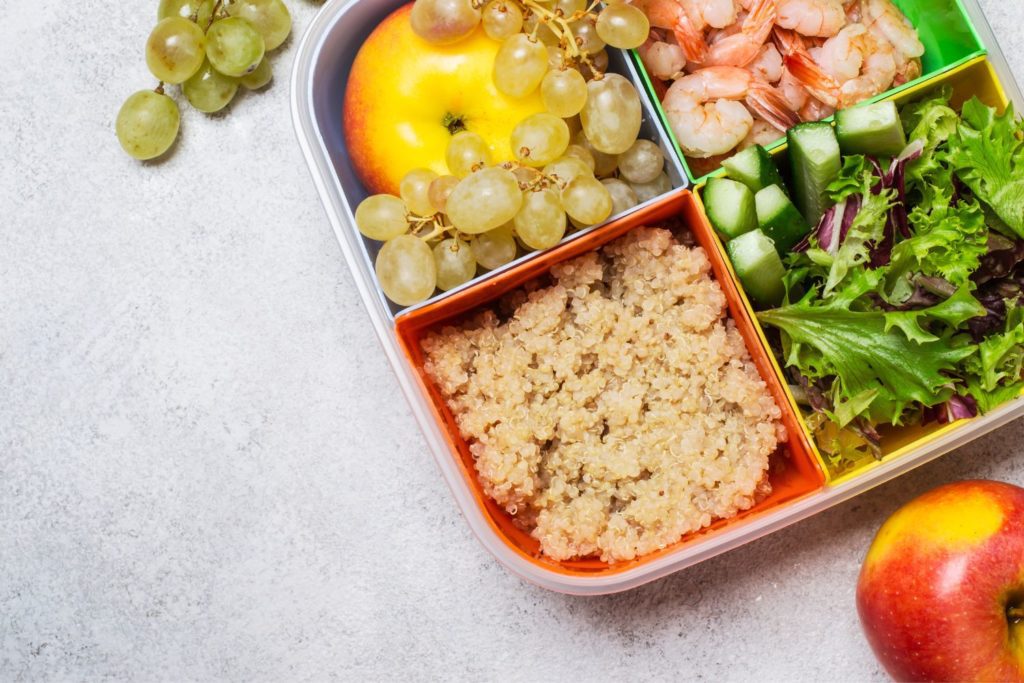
632, 0, 987, 185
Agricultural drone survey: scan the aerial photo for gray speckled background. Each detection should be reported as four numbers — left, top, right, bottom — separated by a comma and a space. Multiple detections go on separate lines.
2, 0, 1023, 680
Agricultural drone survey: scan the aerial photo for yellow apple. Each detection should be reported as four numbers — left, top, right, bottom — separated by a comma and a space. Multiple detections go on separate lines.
343, 3, 545, 195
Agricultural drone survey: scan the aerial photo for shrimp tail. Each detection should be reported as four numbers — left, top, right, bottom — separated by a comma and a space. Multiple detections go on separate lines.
784, 50, 840, 107
673, 11, 709, 63
746, 83, 801, 132
772, 26, 806, 56
744, 0, 778, 44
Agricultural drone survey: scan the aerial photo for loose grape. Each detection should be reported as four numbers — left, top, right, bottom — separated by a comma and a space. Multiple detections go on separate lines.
158, 0, 214, 25
563, 143, 595, 171
145, 17, 206, 84
116, 90, 180, 160
511, 113, 570, 167
482, 0, 523, 41
239, 58, 272, 90
514, 188, 567, 250
227, 0, 292, 51
355, 194, 410, 241
572, 130, 618, 177
428, 175, 460, 213
471, 225, 518, 270
410, 0, 481, 45
629, 172, 672, 203
206, 17, 265, 77
542, 156, 591, 188
400, 168, 440, 217
595, 4, 650, 49
601, 178, 638, 215
183, 59, 239, 113
569, 18, 605, 55
562, 174, 613, 225
376, 235, 437, 306
493, 34, 548, 98
434, 238, 477, 291
446, 167, 523, 234
580, 73, 642, 154
445, 131, 492, 178
617, 139, 665, 184
541, 68, 588, 118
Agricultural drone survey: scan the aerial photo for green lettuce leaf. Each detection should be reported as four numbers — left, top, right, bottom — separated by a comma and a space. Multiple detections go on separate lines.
946, 98, 1024, 239
901, 85, 959, 152
758, 289, 982, 425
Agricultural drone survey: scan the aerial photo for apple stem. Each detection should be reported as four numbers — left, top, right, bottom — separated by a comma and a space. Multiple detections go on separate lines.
1008, 606, 1024, 622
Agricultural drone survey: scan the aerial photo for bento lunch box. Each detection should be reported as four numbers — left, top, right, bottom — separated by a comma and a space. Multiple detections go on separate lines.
292, 0, 1024, 594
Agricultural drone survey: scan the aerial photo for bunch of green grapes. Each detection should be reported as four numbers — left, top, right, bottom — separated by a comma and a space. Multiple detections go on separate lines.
116, 0, 292, 160
356, 111, 668, 307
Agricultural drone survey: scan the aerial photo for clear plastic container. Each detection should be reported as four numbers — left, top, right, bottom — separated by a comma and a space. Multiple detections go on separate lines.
291, 0, 1024, 594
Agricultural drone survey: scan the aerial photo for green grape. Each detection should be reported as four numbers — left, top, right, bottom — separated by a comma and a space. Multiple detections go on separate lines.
446, 167, 523, 234
595, 4, 650, 49
546, 45, 569, 71
554, 0, 585, 18
541, 68, 588, 118
355, 194, 410, 241
493, 34, 548, 98
445, 131, 492, 178
522, 13, 560, 46
510, 113, 570, 167
239, 58, 272, 90
227, 0, 292, 51
411, 0, 481, 44
400, 168, 440, 217
116, 90, 180, 160
617, 139, 665, 184
183, 59, 239, 113
376, 235, 437, 306
158, 0, 214, 25
433, 238, 477, 291
482, 0, 523, 41
580, 74, 642, 154
514, 188, 566, 250
428, 175, 460, 212
563, 114, 582, 138
145, 17, 206, 84
512, 165, 542, 188
601, 178, 638, 215
471, 225, 518, 270
206, 17, 265, 77
563, 143, 595, 171
569, 18, 605, 55
572, 130, 618, 177
542, 156, 591, 188
629, 172, 672, 203
561, 174, 613, 225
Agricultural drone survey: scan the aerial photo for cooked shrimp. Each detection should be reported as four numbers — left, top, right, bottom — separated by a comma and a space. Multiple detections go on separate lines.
893, 56, 921, 86
777, 66, 810, 113
663, 66, 798, 157
799, 96, 834, 121
777, 0, 845, 37
750, 44, 784, 83
703, 0, 778, 68
785, 24, 896, 107
636, 0, 709, 62
739, 114, 781, 150
860, 0, 924, 62
640, 40, 688, 79
683, 0, 740, 29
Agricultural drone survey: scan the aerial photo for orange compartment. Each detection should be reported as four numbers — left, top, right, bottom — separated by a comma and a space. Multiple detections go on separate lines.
394, 189, 826, 577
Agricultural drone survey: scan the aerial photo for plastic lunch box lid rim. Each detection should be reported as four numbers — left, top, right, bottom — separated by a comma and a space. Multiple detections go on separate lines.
290, 0, 1024, 594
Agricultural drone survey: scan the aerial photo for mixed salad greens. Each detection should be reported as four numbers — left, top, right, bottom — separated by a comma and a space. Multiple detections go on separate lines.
711, 89, 1024, 465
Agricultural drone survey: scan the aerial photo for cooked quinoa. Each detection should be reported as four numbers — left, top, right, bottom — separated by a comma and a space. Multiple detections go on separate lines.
421, 227, 787, 562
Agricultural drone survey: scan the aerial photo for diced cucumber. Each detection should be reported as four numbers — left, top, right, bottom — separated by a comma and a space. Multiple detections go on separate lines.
788, 122, 841, 226
721, 145, 787, 194
755, 185, 810, 255
835, 101, 907, 157
726, 230, 786, 308
704, 178, 757, 240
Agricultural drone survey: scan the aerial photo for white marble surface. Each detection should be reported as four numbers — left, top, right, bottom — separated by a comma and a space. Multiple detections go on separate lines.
2, 0, 1024, 680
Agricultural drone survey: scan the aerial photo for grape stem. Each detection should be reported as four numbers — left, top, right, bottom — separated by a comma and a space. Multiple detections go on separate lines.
521, 0, 585, 60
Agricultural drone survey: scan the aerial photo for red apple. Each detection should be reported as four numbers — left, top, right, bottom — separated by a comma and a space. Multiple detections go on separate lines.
857, 480, 1024, 682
